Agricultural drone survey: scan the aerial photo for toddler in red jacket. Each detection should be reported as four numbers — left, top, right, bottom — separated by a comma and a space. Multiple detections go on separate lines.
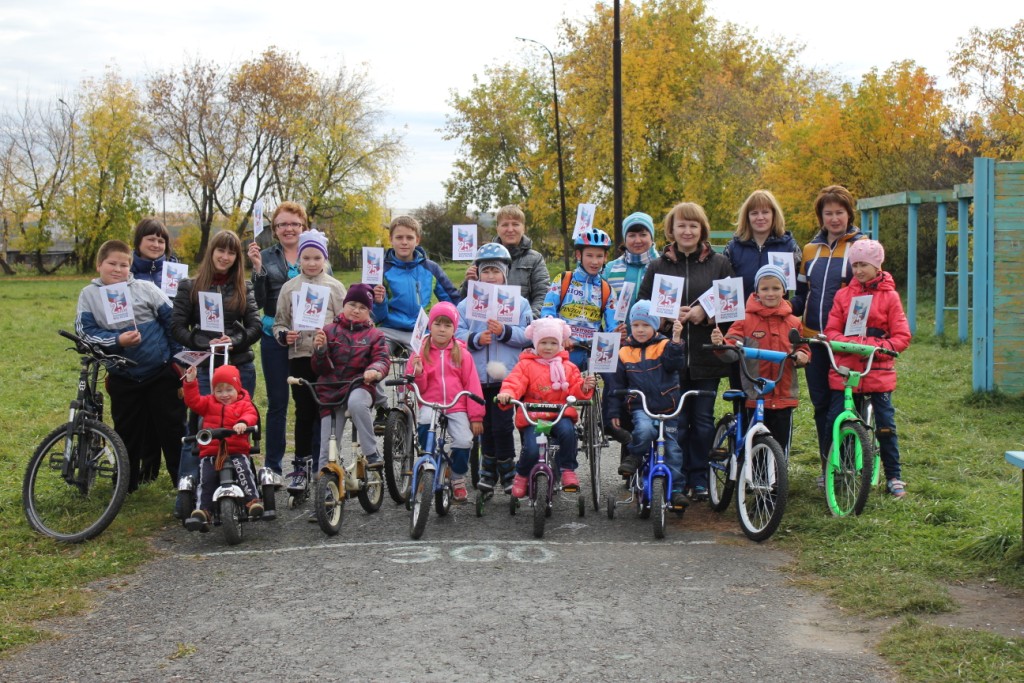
182, 363, 262, 531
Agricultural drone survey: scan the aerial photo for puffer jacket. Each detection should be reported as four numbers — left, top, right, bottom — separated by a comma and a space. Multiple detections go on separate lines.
603, 244, 660, 313
172, 278, 262, 367
456, 294, 533, 387
272, 271, 347, 358
372, 246, 459, 332
540, 266, 617, 344
791, 227, 865, 334
130, 252, 180, 290
498, 349, 594, 428
637, 241, 735, 380
605, 333, 686, 417
251, 242, 334, 335
182, 380, 259, 457
721, 232, 802, 302
409, 339, 485, 421
309, 313, 391, 418
722, 296, 809, 409
823, 271, 911, 393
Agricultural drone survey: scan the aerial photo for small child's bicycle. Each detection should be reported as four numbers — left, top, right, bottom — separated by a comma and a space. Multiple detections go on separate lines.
288, 376, 385, 536
384, 377, 485, 539
704, 341, 799, 541
790, 330, 899, 517
503, 398, 587, 538
606, 388, 715, 539
23, 330, 132, 543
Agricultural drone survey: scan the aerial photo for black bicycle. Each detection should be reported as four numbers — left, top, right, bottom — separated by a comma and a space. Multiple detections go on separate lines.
23, 330, 133, 542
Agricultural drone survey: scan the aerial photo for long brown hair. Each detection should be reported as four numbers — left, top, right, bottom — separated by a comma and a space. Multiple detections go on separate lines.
191, 231, 247, 312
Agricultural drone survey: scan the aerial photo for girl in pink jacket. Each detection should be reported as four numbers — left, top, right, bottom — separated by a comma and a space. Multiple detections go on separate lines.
409, 302, 484, 502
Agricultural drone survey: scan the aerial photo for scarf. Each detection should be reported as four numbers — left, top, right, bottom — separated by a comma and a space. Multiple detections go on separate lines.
622, 245, 657, 267
535, 355, 568, 391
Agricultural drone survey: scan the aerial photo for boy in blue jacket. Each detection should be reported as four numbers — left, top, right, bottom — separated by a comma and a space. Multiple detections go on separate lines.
456, 244, 533, 493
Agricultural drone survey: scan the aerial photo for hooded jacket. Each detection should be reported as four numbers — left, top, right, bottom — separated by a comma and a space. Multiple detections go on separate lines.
823, 271, 911, 393
409, 338, 485, 421
373, 246, 460, 332
721, 232, 802, 302
310, 312, 391, 418
182, 380, 259, 457
172, 278, 262, 367
499, 348, 594, 428
605, 333, 686, 417
456, 293, 534, 387
791, 226, 865, 334
272, 271, 347, 358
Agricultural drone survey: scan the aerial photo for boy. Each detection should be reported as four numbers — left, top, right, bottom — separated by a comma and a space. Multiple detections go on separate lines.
823, 239, 911, 497
75, 239, 185, 492
605, 300, 690, 508
540, 227, 617, 370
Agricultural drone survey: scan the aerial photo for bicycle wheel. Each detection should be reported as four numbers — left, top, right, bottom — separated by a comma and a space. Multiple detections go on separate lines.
708, 415, 736, 513
357, 467, 384, 513
383, 409, 414, 504
470, 437, 480, 489
220, 497, 243, 546
434, 473, 451, 517
532, 473, 548, 538
315, 472, 345, 535
651, 476, 667, 539
585, 393, 602, 511
826, 421, 874, 517
737, 435, 788, 542
861, 400, 883, 487
410, 468, 433, 539
23, 420, 129, 543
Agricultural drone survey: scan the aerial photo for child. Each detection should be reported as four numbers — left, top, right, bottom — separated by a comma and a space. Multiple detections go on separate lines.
606, 300, 690, 508
372, 215, 460, 349
823, 239, 911, 497
496, 318, 597, 497
181, 364, 262, 531
710, 265, 810, 457
273, 229, 347, 487
75, 239, 185, 492
456, 243, 534, 493
408, 301, 484, 502
311, 283, 391, 472
540, 228, 617, 370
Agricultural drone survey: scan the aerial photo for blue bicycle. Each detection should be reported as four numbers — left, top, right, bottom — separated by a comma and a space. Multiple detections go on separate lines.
385, 377, 484, 539
605, 388, 715, 538
704, 342, 798, 542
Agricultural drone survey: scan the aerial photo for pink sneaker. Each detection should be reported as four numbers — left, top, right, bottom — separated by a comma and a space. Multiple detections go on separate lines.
511, 474, 529, 498
452, 478, 468, 502
561, 469, 579, 491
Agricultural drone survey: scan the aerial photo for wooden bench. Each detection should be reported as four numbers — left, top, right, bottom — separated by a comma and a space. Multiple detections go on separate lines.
1006, 451, 1024, 553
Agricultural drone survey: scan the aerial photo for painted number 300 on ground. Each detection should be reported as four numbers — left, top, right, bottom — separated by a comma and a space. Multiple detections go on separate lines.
385, 544, 555, 564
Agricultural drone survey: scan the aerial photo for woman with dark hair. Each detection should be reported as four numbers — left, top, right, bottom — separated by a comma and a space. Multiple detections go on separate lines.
130, 218, 178, 289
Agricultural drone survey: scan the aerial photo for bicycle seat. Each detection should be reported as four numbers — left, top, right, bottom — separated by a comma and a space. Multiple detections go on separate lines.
722, 389, 746, 401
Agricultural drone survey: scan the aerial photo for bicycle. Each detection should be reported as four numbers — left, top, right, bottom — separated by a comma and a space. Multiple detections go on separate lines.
381, 342, 418, 504
23, 330, 132, 543
384, 376, 485, 539
570, 340, 606, 512
791, 329, 899, 517
606, 388, 715, 539
704, 341, 798, 541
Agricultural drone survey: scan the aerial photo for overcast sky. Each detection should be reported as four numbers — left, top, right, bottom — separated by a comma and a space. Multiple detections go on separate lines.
0, 1, 1019, 210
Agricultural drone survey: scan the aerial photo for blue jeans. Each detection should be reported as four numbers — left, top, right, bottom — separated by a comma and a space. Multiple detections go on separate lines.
178, 362, 257, 480
517, 418, 577, 476
826, 391, 902, 480
416, 424, 470, 477
805, 344, 833, 460
260, 331, 290, 474
629, 410, 683, 492
677, 374, 719, 490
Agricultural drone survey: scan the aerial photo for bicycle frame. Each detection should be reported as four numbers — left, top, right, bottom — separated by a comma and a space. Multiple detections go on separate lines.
505, 398, 576, 501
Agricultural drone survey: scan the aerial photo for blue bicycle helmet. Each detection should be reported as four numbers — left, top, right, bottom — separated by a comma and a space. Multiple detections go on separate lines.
574, 228, 612, 249
474, 242, 512, 265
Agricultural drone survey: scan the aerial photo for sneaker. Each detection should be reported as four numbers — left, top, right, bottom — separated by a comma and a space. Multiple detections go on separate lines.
617, 455, 640, 477
287, 467, 307, 493
365, 452, 384, 470
511, 474, 529, 499
452, 478, 468, 502
373, 407, 388, 435
477, 471, 496, 493
184, 509, 210, 533
671, 490, 691, 509
816, 474, 826, 491
246, 499, 264, 519
271, 472, 284, 488
561, 469, 579, 491
886, 478, 907, 498
690, 485, 708, 502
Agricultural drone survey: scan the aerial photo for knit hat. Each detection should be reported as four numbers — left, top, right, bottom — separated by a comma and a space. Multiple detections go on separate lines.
427, 301, 459, 328
754, 264, 788, 291
847, 238, 885, 270
344, 283, 374, 309
298, 229, 329, 259
628, 299, 660, 331
623, 211, 655, 239
477, 260, 509, 281
525, 317, 570, 346
211, 364, 243, 395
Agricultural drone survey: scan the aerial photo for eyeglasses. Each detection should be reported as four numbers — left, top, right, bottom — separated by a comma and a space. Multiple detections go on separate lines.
274, 221, 305, 229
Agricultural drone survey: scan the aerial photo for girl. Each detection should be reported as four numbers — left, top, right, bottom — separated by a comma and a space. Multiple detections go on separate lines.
409, 301, 484, 503
130, 217, 178, 289
496, 318, 597, 498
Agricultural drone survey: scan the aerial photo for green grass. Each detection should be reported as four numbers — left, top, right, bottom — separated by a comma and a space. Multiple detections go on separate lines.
1, 272, 1023, 680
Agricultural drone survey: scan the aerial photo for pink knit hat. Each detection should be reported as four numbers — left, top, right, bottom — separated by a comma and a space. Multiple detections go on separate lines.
427, 301, 459, 328
848, 239, 885, 270
525, 317, 571, 346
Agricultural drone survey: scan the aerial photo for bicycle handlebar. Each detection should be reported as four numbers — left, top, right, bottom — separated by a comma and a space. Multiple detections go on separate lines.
58, 329, 138, 368
607, 388, 716, 421
183, 424, 259, 445
379, 376, 485, 408
286, 375, 377, 409
501, 396, 577, 427
788, 329, 898, 378
702, 342, 794, 389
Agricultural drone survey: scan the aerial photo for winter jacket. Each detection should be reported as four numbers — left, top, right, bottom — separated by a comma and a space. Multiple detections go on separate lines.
498, 348, 594, 428
172, 278, 262, 368
409, 339, 485, 422
540, 266, 617, 344
605, 333, 686, 417
791, 227, 865, 334
272, 271, 347, 359
823, 271, 911, 393
373, 246, 459, 332
721, 232, 802, 302
75, 275, 182, 382
721, 296, 809, 410
637, 241, 735, 380
456, 294, 534, 387
251, 242, 333, 335
310, 313, 391, 418
459, 236, 551, 318
603, 244, 660, 313
182, 380, 259, 457
130, 252, 180, 290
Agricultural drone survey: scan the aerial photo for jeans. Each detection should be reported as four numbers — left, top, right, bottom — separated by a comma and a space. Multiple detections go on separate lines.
826, 391, 902, 480
178, 362, 257, 480
805, 344, 833, 460
517, 417, 578, 476
260, 331, 290, 473
677, 374, 719, 490
628, 410, 683, 492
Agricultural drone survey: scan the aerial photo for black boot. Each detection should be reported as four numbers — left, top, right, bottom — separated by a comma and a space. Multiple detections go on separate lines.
477, 454, 498, 492
497, 458, 516, 494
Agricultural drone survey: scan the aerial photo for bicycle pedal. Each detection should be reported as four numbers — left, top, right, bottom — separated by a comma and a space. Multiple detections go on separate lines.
710, 448, 730, 461
561, 484, 580, 493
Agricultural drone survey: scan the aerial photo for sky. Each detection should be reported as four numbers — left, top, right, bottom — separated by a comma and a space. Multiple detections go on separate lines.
0, 1, 1020, 210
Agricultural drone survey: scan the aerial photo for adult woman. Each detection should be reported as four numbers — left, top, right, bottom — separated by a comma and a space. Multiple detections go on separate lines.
722, 190, 801, 301
790, 185, 865, 476
603, 211, 660, 317
130, 217, 178, 290
637, 202, 734, 500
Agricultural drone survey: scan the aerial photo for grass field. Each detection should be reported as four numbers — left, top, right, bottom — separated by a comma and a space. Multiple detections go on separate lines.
1, 272, 1022, 680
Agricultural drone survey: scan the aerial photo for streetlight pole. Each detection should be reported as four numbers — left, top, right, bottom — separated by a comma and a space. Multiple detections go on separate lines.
517, 36, 570, 270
